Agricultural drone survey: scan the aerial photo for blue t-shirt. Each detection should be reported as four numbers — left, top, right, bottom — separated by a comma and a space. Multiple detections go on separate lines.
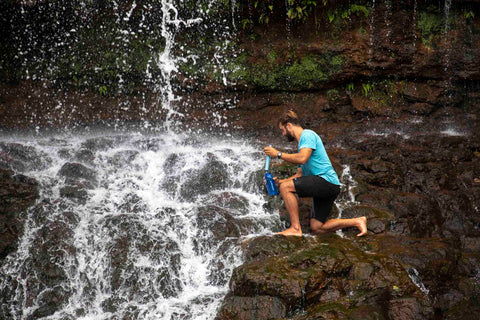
298, 129, 340, 185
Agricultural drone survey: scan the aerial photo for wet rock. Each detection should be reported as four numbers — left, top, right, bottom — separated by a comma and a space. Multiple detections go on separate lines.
0, 142, 52, 172
60, 185, 88, 203
180, 156, 229, 201
163, 153, 186, 175
218, 235, 434, 319
80, 137, 115, 151
109, 150, 139, 167
207, 192, 249, 212
402, 82, 443, 104
29, 286, 70, 320
368, 218, 386, 234
241, 235, 305, 262
215, 296, 286, 320
196, 205, 256, 242
74, 148, 95, 163
117, 193, 147, 213
102, 213, 183, 299
0, 168, 38, 261
405, 102, 437, 115
5, 203, 79, 319
58, 162, 97, 188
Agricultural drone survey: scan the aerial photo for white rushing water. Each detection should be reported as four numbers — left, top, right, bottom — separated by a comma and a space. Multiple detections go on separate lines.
0, 130, 282, 320
334, 165, 358, 237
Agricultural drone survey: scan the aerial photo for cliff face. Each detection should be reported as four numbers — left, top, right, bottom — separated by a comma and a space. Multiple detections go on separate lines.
1, 1, 480, 319
208, 1, 480, 318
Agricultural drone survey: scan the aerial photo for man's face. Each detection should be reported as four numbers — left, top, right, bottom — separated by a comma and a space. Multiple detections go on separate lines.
279, 123, 295, 142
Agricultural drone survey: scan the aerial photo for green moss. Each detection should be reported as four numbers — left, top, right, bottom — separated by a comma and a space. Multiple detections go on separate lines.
417, 6, 457, 48
327, 89, 340, 101
227, 51, 344, 91
417, 11, 442, 47
353, 79, 405, 109
309, 302, 348, 314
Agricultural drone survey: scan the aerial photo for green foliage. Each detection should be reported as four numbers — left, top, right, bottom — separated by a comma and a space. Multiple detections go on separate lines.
241, 18, 252, 29
225, 51, 344, 90
417, 5, 458, 48
326, 89, 339, 100
2, 0, 170, 95
362, 83, 373, 97
99, 85, 108, 96
327, 10, 335, 23
346, 83, 355, 93
417, 11, 442, 47
464, 10, 475, 20
350, 4, 370, 17
283, 56, 327, 87
354, 79, 405, 107
267, 51, 278, 64
286, 0, 318, 22
326, 3, 370, 26
244, 0, 321, 26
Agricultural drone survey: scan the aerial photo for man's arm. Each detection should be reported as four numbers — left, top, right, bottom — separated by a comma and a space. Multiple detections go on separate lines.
264, 146, 312, 165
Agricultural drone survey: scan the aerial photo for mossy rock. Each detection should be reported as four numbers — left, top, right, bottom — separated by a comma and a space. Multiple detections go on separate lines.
222, 235, 433, 319
342, 205, 394, 220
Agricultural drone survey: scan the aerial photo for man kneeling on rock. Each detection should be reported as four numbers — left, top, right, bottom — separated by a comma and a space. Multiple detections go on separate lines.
264, 110, 367, 237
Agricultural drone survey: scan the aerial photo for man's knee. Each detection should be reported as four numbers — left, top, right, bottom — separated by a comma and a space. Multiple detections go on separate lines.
310, 219, 326, 233
279, 183, 288, 194
279, 180, 295, 194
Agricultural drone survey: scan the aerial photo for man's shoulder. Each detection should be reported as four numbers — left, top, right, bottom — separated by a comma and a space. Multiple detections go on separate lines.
299, 130, 320, 150
301, 129, 321, 141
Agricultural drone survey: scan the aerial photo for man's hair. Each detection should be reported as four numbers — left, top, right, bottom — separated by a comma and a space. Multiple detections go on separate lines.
278, 109, 302, 127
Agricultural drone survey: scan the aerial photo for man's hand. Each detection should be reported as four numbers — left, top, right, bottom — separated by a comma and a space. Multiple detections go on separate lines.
264, 146, 279, 157
274, 177, 280, 186
271, 177, 285, 188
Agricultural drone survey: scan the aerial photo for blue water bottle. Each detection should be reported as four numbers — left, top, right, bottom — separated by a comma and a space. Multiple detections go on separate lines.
264, 156, 279, 196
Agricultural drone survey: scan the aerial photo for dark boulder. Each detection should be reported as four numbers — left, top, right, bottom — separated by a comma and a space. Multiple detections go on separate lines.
216, 296, 286, 320
180, 155, 229, 201
0, 142, 52, 172
217, 235, 434, 319
58, 162, 97, 188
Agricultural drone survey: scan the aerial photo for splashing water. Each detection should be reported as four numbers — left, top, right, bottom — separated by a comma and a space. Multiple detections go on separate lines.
440, 127, 466, 136
407, 267, 430, 296
0, 130, 282, 320
8, 0, 238, 130
335, 165, 358, 237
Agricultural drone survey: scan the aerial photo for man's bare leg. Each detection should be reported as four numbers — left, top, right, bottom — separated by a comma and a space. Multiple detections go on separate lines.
310, 216, 367, 236
277, 180, 302, 236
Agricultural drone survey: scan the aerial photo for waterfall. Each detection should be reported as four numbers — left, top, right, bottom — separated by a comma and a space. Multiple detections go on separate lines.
7, 0, 237, 130
368, 0, 376, 60
0, 131, 282, 319
334, 165, 358, 237
443, 2, 453, 74
1, 2, 273, 317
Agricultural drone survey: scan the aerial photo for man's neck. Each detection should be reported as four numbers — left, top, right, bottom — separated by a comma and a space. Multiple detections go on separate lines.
293, 126, 304, 142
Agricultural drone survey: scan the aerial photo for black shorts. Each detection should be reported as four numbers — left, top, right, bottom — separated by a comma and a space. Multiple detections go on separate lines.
293, 175, 340, 223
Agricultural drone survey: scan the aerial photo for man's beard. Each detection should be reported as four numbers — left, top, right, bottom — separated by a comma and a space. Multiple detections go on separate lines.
285, 130, 295, 142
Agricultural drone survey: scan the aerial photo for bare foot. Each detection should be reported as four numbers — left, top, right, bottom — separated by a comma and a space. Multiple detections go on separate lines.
356, 216, 367, 237
277, 227, 302, 237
